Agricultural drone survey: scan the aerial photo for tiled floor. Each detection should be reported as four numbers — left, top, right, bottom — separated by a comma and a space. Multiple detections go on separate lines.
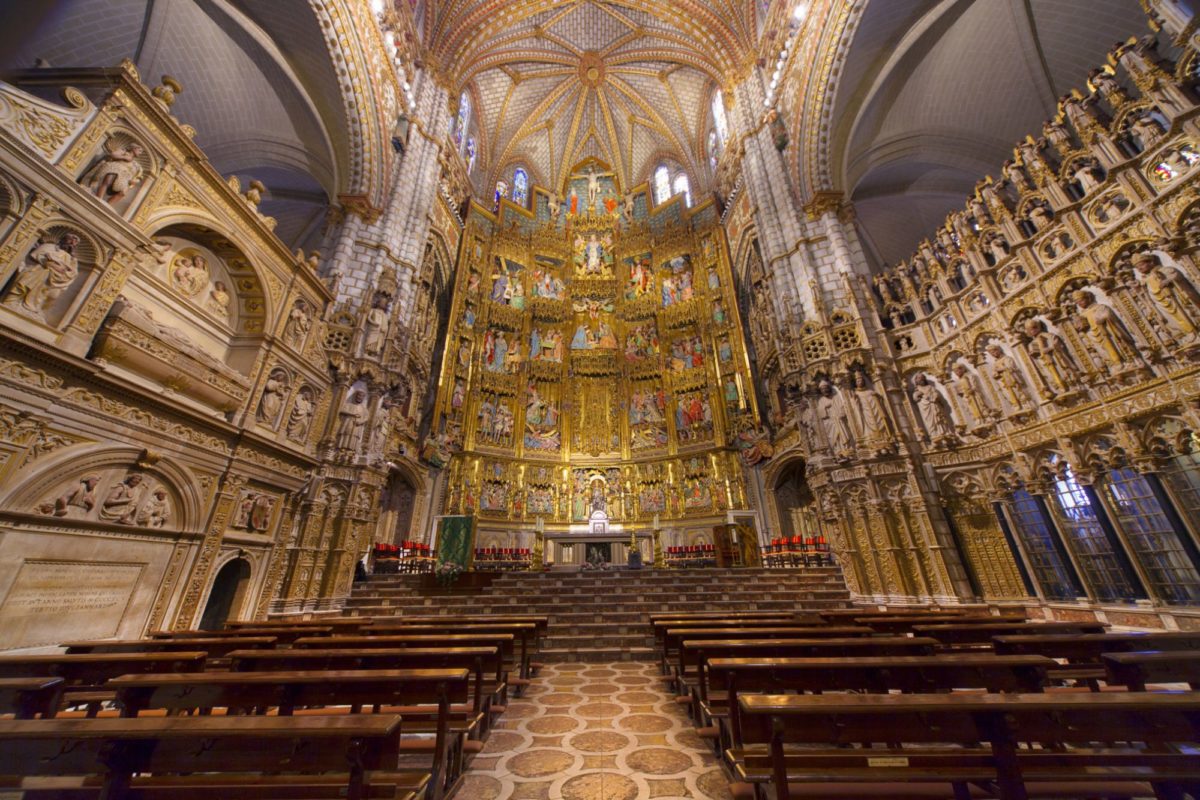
451, 661, 733, 800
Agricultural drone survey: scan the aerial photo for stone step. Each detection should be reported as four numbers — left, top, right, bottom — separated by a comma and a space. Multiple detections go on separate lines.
348, 600, 851, 617
542, 634, 656, 649
343, 566, 852, 662
537, 646, 656, 663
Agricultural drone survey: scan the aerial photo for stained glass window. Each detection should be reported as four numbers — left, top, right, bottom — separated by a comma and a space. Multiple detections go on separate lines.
466, 137, 476, 174
673, 173, 691, 207
454, 91, 470, 151
512, 168, 529, 207
1005, 490, 1077, 600
1048, 465, 1139, 602
1104, 467, 1200, 604
654, 165, 671, 204
712, 90, 729, 145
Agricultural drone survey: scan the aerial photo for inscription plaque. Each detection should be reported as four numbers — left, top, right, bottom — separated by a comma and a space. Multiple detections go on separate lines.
0, 560, 144, 648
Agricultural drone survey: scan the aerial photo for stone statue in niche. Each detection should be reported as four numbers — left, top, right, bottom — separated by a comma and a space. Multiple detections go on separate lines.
848, 372, 895, 456
815, 379, 855, 461
1021, 318, 1079, 396
287, 386, 315, 442
985, 343, 1033, 410
1087, 66, 1129, 107
205, 280, 230, 319
232, 492, 255, 529
98, 473, 147, 525
1130, 113, 1166, 150
1133, 251, 1200, 341
363, 291, 390, 356
82, 137, 145, 204
283, 299, 312, 348
1072, 288, 1143, 370
52, 475, 100, 518
250, 494, 273, 531
1072, 158, 1104, 193
232, 491, 273, 531
335, 389, 369, 451
257, 368, 289, 427
911, 374, 956, 444
1042, 118, 1074, 154
1002, 159, 1031, 193
171, 253, 210, 297
948, 362, 995, 429
3, 233, 80, 320
134, 487, 171, 529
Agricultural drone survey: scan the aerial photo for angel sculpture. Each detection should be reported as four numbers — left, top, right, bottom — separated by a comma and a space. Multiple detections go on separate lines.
82, 138, 145, 204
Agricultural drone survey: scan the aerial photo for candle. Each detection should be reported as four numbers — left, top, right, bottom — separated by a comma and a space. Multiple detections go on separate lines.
536, 516, 544, 533
652, 513, 660, 530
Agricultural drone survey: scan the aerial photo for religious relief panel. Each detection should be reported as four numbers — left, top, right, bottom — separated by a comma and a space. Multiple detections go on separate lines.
35, 469, 176, 529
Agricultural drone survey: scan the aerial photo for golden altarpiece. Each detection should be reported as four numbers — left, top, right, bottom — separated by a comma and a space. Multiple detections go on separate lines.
430, 162, 767, 563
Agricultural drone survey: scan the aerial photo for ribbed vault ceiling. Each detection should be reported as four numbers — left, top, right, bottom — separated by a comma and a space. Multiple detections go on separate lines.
420, 0, 759, 193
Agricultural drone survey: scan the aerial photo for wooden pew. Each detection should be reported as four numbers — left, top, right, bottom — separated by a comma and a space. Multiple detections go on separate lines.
63, 636, 276, 659
854, 614, 1027, 635
649, 610, 807, 624
675, 636, 937, 698
706, 654, 1055, 751
151, 626, 332, 645
228, 647, 501, 729
913, 621, 1107, 650
225, 617, 366, 630
733, 691, 1200, 800
994, 632, 1200, 687
0, 677, 64, 719
1103, 651, 1200, 691
109, 668, 469, 800
660, 625, 870, 678
651, 617, 811, 671
0, 714, 424, 800
363, 623, 538, 682
818, 607, 999, 622
294, 634, 515, 706
0, 653, 206, 716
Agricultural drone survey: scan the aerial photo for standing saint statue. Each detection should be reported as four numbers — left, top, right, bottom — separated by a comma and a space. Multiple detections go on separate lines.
1072, 289, 1141, 371
911, 374, 956, 444
363, 292, 390, 356
335, 389, 369, 451
4, 233, 80, 320
815, 379, 855, 460
1134, 252, 1200, 341
847, 372, 895, 456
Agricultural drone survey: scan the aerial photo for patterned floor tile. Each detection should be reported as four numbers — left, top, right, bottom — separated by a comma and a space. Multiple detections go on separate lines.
449, 662, 731, 800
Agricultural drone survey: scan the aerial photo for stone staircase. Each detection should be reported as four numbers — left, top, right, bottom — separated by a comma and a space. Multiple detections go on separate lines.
343, 567, 852, 662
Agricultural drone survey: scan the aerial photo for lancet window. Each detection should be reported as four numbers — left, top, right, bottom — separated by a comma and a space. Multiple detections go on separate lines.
1101, 467, 1200, 604
1004, 490, 1078, 601
1048, 465, 1140, 602
512, 168, 529, 207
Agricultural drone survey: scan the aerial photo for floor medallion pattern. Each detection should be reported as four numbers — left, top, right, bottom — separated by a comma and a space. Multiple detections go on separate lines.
453, 661, 732, 800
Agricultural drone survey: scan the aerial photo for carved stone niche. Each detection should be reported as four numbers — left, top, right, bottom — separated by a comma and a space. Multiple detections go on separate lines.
0, 223, 101, 331
78, 131, 155, 213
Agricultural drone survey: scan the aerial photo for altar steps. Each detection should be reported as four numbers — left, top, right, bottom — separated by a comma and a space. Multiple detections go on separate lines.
345, 567, 852, 662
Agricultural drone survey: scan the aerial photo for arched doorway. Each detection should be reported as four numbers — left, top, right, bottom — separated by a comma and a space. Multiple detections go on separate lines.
198, 558, 251, 631
383, 471, 417, 545
773, 459, 810, 540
